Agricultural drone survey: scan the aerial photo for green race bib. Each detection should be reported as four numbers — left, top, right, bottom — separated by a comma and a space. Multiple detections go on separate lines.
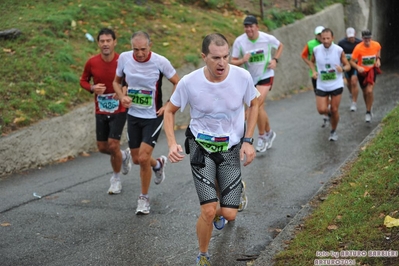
127, 87, 153, 109
196, 132, 229, 153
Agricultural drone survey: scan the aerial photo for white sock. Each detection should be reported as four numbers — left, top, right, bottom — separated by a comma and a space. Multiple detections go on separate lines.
112, 173, 120, 180
153, 160, 161, 170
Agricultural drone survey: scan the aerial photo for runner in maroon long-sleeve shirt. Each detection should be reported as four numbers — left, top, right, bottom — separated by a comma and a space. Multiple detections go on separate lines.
80, 28, 131, 195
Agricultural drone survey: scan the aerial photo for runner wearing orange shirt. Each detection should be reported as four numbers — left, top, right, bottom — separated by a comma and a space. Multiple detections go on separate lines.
350, 29, 381, 123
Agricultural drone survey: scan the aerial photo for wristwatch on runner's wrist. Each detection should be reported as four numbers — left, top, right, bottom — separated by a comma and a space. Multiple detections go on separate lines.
242, 138, 254, 145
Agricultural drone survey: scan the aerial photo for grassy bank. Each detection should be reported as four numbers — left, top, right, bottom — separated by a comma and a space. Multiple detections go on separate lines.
0, 0, 244, 135
0, 0, 345, 136
273, 106, 399, 265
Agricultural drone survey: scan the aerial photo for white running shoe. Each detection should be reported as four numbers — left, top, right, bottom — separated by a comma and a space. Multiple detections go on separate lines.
256, 137, 267, 153
350, 102, 357, 112
136, 196, 150, 215
365, 113, 372, 123
266, 131, 276, 149
121, 148, 131, 175
153, 155, 167, 185
107, 177, 122, 194
328, 131, 338, 141
238, 181, 248, 212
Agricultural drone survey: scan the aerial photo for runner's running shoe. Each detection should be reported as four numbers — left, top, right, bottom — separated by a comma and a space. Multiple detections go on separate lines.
153, 155, 167, 185
136, 196, 150, 215
213, 215, 227, 230
321, 114, 330, 128
108, 176, 122, 194
121, 148, 131, 175
238, 181, 248, 212
365, 112, 372, 123
196, 254, 211, 266
328, 131, 338, 141
256, 137, 267, 153
350, 102, 357, 112
266, 131, 276, 149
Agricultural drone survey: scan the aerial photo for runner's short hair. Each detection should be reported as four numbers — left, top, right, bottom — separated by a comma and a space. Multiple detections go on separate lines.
202, 33, 229, 55
97, 28, 116, 41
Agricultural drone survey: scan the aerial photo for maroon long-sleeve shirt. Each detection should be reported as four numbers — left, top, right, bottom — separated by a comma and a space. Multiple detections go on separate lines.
80, 53, 126, 114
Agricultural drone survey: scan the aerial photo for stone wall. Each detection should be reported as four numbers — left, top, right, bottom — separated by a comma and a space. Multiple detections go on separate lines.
0, 4, 347, 176
270, 4, 345, 99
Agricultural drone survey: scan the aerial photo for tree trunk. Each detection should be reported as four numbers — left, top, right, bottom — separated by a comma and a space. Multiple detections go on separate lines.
260, 0, 264, 20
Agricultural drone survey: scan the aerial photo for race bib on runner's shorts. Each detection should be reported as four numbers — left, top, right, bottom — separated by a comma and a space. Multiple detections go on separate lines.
196, 132, 230, 153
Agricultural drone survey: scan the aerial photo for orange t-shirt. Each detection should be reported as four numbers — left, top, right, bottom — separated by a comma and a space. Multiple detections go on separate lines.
301, 45, 309, 59
351, 40, 381, 72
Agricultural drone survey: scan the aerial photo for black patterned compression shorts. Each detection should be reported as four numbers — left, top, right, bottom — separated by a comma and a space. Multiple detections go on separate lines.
188, 138, 243, 209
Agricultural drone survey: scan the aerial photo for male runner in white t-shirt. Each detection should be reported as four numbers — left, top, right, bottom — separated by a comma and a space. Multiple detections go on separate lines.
113, 31, 179, 215
310, 28, 351, 141
231, 15, 283, 153
163, 33, 259, 266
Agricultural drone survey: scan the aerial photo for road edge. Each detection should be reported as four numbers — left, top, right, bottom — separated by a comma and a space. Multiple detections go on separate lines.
254, 123, 383, 265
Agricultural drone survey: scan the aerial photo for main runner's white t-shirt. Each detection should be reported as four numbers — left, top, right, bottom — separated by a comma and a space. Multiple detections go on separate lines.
170, 64, 257, 148
313, 43, 344, 92
116, 51, 176, 119
231, 31, 280, 84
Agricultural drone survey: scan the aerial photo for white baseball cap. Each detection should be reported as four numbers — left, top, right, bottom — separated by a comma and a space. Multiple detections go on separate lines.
346, 27, 355, 37
314, 26, 325, 35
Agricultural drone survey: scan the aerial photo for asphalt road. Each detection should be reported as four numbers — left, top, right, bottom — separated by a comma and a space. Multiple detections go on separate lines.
1, 63, 398, 266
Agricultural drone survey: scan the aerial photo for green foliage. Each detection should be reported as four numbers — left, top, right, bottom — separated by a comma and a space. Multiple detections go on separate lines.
178, 0, 235, 9
48, 102, 67, 115
58, 72, 79, 83
184, 54, 200, 67
263, 9, 304, 30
